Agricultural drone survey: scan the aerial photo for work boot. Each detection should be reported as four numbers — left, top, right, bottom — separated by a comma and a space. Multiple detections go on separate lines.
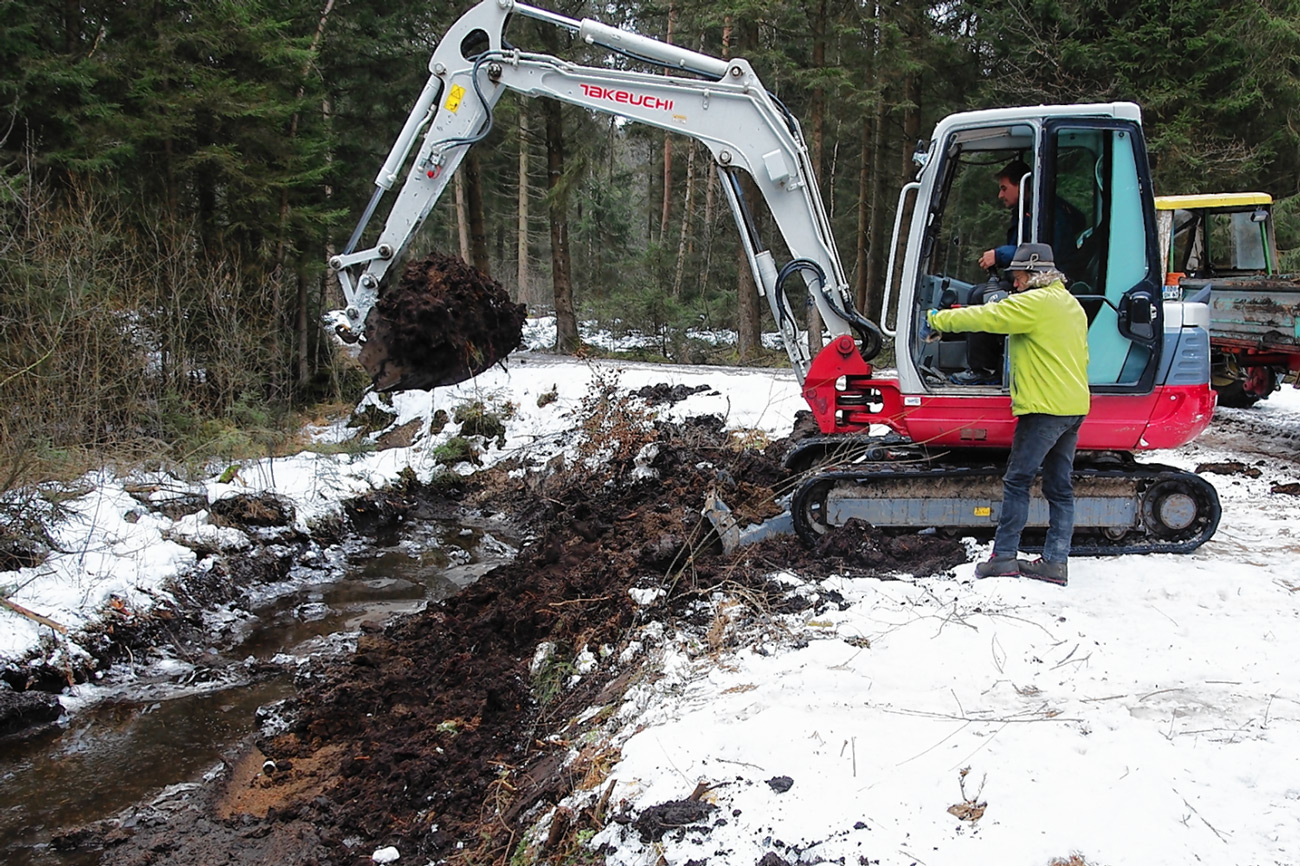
1018, 558, 1068, 586
974, 554, 1020, 578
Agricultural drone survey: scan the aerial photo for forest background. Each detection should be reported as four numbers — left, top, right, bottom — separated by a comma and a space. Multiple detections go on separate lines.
4, 0, 1300, 495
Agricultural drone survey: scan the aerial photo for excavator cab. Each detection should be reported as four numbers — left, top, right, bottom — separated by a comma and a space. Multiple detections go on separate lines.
794, 104, 1219, 552
870, 106, 1191, 453
903, 111, 1163, 399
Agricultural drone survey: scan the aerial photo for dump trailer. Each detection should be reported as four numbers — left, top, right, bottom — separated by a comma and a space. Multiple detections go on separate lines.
1156, 192, 1300, 406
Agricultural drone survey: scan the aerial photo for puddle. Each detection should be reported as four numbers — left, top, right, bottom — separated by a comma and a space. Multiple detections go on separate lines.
0, 517, 515, 864
0, 677, 293, 866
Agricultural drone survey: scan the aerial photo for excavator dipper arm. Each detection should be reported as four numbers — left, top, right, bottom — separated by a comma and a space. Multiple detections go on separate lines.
325, 0, 881, 381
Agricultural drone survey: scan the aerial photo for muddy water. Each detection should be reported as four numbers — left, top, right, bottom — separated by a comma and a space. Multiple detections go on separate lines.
0, 518, 514, 865
0, 677, 294, 866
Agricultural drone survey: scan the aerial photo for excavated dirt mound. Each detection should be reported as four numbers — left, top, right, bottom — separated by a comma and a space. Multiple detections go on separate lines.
75, 415, 967, 865
631, 799, 717, 842
359, 252, 527, 391
0, 689, 62, 738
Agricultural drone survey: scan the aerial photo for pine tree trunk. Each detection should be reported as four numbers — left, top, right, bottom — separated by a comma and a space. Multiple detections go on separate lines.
737, 243, 762, 360
464, 151, 490, 274
736, 173, 762, 360
648, 139, 660, 242
703, 19, 729, 297
810, 0, 826, 185
517, 109, 530, 303
699, 163, 717, 290
321, 84, 342, 399
63, 0, 79, 53
455, 170, 471, 261
278, 0, 335, 395
730, 18, 762, 359
805, 0, 828, 360
660, 140, 673, 247
672, 144, 696, 297
659, 3, 677, 247
864, 95, 887, 322
855, 2, 882, 316
296, 271, 309, 387
893, 71, 921, 302
854, 113, 870, 313
544, 99, 578, 352
900, 74, 921, 186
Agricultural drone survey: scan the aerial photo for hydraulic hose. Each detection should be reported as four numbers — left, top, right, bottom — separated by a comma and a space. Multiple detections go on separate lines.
776, 259, 883, 361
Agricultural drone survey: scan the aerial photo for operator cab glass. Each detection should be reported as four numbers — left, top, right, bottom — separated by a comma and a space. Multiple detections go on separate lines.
1168, 208, 1275, 277
908, 124, 1035, 387
909, 116, 1162, 394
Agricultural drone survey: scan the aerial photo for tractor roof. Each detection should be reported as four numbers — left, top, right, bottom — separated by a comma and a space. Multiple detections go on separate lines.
1154, 192, 1272, 210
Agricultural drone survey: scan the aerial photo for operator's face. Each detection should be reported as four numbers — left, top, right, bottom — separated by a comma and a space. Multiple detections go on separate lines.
1010, 269, 1031, 291
996, 176, 1020, 209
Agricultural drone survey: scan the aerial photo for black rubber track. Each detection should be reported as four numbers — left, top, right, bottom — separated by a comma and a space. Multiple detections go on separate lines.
789, 460, 1222, 556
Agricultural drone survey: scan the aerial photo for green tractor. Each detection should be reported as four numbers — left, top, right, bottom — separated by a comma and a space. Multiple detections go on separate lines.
1156, 192, 1300, 407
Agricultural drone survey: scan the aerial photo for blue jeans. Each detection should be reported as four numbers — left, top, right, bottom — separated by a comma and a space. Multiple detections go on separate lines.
994, 413, 1085, 563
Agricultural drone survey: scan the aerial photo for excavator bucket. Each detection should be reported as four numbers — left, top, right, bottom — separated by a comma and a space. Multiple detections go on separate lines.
357, 252, 527, 392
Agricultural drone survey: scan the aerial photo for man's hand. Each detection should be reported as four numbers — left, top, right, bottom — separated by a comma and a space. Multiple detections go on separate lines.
978, 249, 997, 270
919, 309, 942, 343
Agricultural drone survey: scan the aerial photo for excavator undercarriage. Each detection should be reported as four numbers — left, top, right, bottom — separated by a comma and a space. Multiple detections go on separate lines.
785, 437, 1221, 555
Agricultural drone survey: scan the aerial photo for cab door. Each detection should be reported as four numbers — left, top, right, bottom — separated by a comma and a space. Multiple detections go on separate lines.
1042, 120, 1162, 392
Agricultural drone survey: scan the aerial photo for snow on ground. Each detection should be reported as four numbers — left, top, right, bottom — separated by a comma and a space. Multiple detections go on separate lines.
3, 339, 1300, 865
523, 315, 787, 353
588, 555, 1300, 865
577, 386, 1300, 866
0, 349, 802, 665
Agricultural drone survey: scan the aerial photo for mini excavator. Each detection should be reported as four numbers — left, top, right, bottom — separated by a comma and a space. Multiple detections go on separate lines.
326, 0, 1221, 555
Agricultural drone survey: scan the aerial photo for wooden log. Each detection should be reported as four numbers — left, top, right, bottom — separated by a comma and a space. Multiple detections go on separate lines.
1, 596, 69, 633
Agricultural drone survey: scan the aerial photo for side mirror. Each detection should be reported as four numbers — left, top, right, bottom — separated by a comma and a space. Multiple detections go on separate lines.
912, 139, 931, 168
1118, 291, 1157, 344
1130, 295, 1153, 325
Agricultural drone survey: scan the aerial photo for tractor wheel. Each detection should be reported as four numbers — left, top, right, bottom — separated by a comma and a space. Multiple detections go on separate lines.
1211, 364, 1284, 405
1212, 359, 1281, 408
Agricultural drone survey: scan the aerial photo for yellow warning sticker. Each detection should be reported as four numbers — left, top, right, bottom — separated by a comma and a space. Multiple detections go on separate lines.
444, 84, 466, 113
973, 506, 992, 517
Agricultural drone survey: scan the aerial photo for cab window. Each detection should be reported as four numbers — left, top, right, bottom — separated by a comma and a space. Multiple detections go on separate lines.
1048, 125, 1157, 388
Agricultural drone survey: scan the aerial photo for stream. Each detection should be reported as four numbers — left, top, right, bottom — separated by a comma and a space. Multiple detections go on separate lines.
0, 517, 515, 865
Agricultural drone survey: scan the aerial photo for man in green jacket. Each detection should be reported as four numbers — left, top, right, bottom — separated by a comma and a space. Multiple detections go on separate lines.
925, 242, 1090, 585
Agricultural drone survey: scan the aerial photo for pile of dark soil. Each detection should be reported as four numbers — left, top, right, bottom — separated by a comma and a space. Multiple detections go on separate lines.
359, 252, 527, 391
632, 799, 717, 842
635, 382, 713, 406
76, 414, 967, 865
0, 689, 61, 737
1195, 460, 1263, 478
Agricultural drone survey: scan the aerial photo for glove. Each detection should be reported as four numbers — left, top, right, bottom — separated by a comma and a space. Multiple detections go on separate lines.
919, 309, 942, 343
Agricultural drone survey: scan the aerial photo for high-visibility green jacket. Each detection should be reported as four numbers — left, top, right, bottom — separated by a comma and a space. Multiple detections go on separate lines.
928, 280, 1090, 417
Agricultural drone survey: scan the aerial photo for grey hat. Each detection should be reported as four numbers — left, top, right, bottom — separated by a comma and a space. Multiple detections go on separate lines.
1007, 242, 1055, 272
